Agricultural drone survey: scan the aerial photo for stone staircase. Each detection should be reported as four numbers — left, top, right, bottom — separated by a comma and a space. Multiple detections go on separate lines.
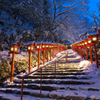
0, 51, 100, 100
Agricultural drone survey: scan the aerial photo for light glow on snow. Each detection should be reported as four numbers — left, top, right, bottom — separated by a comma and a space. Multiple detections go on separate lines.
79, 60, 91, 69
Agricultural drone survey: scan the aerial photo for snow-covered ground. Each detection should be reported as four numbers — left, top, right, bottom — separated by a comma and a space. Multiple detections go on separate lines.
0, 49, 100, 100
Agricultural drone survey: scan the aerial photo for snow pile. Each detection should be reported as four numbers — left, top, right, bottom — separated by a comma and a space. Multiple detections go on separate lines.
63, 90, 87, 100
79, 60, 91, 69
0, 50, 28, 62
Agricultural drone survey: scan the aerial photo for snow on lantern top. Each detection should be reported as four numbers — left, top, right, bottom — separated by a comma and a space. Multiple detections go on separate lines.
25, 41, 35, 52
8, 41, 21, 54
35, 41, 43, 51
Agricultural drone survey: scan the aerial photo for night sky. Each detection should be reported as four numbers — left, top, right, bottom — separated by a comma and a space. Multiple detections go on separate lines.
88, 0, 99, 15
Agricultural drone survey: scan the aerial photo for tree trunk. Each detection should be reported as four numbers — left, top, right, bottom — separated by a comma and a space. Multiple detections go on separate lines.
14, 14, 21, 28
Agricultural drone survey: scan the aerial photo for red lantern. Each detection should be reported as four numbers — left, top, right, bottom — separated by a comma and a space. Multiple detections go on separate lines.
8, 41, 21, 82
25, 41, 35, 73
35, 41, 43, 68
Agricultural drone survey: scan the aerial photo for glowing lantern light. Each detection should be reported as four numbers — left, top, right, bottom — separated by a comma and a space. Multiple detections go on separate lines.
92, 36, 97, 41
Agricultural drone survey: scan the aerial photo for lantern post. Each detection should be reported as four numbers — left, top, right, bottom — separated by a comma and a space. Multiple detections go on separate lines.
87, 36, 93, 63
57, 44, 60, 53
84, 39, 88, 60
8, 41, 21, 82
48, 43, 52, 61
25, 41, 35, 73
48, 42, 51, 61
42, 42, 47, 65
91, 34, 99, 68
80, 43, 82, 58
46, 44, 49, 62
35, 41, 43, 69
82, 41, 85, 59
51, 43, 54, 58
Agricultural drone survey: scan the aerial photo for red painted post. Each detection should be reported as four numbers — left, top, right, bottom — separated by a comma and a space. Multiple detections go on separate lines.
84, 47, 85, 59
47, 49, 48, 62
81, 47, 83, 58
38, 50, 40, 68
78, 46, 79, 54
35, 41, 43, 69
50, 49, 51, 61
40, 68, 42, 98
55, 61, 56, 78
86, 47, 88, 60
10, 53, 15, 82
43, 50, 45, 65
52, 49, 54, 58
20, 77, 24, 100
80, 47, 82, 58
58, 45, 59, 53
94, 43, 99, 68
66, 51, 68, 63
89, 45, 93, 63
62, 59, 63, 70
29, 52, 31, 73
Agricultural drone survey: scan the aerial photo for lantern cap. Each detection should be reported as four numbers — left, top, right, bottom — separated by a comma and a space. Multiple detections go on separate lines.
87, 31, 98, 36
35, 41, 43, 44
25, 41, 35, 46
43, 41, 48, 44
9, 41, 21, 47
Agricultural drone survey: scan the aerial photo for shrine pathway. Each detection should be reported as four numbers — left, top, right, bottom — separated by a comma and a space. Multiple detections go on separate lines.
0, 49, 100, 100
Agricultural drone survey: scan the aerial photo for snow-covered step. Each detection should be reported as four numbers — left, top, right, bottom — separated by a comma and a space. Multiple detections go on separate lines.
0, 88, 50, 98
34, 72, 89, 75
0, 92, 57, 100
1, 50, 100, 100
4, 83, 79, 91
1, 89, 100, 100
49, 90, 100, 100
13, 78, 95, 85
37, 69, 84, 72
80, 86, 100, 91
5, 82, 99, 92
16, 74, 92, 80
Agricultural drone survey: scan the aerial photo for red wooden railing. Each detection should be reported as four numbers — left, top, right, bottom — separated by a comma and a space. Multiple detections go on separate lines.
20, 51, 68, 100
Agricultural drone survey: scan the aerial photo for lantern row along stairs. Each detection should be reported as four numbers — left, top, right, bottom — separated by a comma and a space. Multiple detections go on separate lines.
0, 49, 99, 100
72, 28, 100, 68
8, 41, 66, 82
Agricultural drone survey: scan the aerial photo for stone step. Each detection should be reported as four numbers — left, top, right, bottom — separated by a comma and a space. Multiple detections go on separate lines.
0, 88, 50, 98
0, 88, 100, 100
67, 61, 81, 63
5, 82, 99, 92
42, 68, 81, 70
34, 72, 88, 75
4, 83, 79, 91
17, 75, 92, 80
32, 80, 95, 85
37, 69, 83, 72
4, 84, 58, 91
0, 92, 56, 100
13, 78, 95, 85
80, 86, 100, 91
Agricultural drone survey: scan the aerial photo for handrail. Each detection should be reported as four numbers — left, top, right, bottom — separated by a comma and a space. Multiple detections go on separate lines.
20, 50, 68, 100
